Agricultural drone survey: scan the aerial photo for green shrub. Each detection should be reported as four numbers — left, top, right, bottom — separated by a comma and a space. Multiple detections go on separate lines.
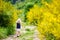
0, 27, 7, 39
0, 14, 11, 27
45, 32, 56, 40
6, 25, 15, 35
0, 0, 19, 39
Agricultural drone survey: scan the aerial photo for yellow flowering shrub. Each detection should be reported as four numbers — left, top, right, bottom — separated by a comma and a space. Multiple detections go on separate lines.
10, 10, 18, 24
0, 0, 21, 24
26, 0, 60, 40
0, 0, 21, 36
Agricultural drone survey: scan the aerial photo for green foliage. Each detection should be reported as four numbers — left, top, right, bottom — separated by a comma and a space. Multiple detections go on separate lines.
44, 0, 52, 3
0, 27, 7, 39
7, 25, 15, 35
0, 14, 11, 27
45, 32, 56, 40
15, 0, 43, 22
0, 0, 19, 39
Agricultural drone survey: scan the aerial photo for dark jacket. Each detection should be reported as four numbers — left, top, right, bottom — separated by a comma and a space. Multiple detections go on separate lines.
17, 23, 21, 29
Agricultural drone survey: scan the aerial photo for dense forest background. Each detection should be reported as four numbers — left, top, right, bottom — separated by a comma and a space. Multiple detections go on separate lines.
0, 0, 60, 40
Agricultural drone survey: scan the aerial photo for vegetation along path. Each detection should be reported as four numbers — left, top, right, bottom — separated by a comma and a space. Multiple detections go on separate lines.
2, 26, 40, 40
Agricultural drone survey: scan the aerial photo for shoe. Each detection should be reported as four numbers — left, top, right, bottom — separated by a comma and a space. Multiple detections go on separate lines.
17, 34, 21, 37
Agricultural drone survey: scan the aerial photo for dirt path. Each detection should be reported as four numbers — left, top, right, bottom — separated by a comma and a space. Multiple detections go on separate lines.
1, 26, 40, 40
2, 36, 20, 40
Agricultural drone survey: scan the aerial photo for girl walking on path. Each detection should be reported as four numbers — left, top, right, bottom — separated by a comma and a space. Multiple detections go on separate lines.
14, 19, 21, 37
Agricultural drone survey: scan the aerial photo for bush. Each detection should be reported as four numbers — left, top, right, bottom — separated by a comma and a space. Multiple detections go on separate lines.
0, 0, 19, 39
6, 24, 15, 35
26, 0, 60, 39
0, 27, 7, 39
0, 14, 11, 27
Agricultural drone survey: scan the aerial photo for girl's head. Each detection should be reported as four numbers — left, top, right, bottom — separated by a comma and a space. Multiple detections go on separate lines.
16, 18, 21, 23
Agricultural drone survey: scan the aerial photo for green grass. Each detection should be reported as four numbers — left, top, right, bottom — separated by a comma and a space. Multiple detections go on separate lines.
19, 29, 34, 40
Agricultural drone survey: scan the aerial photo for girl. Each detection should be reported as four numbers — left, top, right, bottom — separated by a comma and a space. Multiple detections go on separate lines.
14, 19, 21, 37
